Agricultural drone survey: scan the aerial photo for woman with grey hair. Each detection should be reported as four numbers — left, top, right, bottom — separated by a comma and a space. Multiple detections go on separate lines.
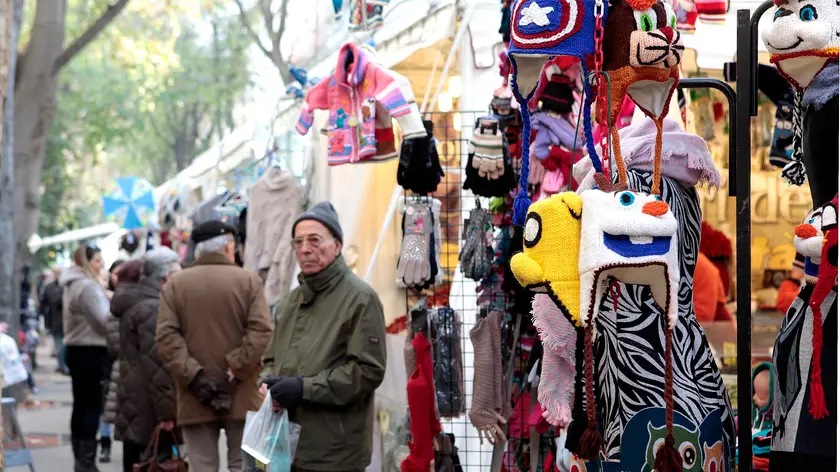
110, 247, 181, 471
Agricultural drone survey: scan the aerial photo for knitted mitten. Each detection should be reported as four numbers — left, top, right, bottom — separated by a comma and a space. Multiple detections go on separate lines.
460, 207, 493, 281
469, 314, 499, 429
397, 203, 432, 287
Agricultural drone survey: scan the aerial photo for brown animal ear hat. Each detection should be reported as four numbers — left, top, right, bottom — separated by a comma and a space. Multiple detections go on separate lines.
598, 0, 684, 195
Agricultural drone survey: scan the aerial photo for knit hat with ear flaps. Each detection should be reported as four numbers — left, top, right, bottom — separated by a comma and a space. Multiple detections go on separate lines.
806, 195, 838, 420
762, 0, 839, 186
508, 0, 607, 226
600, 0, 684, 194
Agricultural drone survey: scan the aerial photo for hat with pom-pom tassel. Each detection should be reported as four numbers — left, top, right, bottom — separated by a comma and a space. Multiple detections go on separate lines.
507, 0, 607, 226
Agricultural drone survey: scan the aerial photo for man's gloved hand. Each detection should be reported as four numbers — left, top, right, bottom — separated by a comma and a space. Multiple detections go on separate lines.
210, 376, 239, 414
268, 376, 304, 410
188, 372, 217, 407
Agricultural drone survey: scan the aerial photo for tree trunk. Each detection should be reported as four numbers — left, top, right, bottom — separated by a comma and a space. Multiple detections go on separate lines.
11, 0, 129, 320
0, 0, 23, 332
12, 0, 65, 332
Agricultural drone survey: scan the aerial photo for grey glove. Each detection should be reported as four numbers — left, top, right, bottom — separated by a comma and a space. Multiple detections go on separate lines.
459, 207, 492, 281
396, 203, 433, 288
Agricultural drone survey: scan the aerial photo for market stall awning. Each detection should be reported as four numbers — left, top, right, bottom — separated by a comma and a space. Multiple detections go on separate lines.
28, 223, 122, 253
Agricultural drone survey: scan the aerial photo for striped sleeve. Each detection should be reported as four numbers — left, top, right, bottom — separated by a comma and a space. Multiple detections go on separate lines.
374, 69, 412, 117
296, 79, 330, 135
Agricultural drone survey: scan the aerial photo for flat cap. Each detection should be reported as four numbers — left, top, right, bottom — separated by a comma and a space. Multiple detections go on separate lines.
191, 220, 238, 244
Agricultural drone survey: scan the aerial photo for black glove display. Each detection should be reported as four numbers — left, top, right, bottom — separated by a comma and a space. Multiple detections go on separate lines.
267, 376, 304, 409
188, 372, 218, 408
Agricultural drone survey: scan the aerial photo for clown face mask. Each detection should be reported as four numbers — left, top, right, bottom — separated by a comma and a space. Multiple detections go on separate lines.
762, 0, 840, 90
578, 188, 680, 327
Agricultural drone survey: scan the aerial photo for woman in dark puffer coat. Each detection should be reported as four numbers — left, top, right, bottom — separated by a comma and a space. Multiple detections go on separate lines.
111, 248, 181, 472
102, 259, 143, 464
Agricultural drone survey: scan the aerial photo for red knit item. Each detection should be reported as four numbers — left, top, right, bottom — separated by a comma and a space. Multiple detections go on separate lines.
807, 222, 837, 420
402, 334, 442, 472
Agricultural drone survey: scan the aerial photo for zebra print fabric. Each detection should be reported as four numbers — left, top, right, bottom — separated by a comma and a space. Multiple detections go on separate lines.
592, 170, 736, 468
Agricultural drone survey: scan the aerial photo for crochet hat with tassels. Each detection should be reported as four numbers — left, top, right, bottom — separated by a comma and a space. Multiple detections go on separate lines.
762, 0, 839, 186
508, 0, 607, 226
600, 0, 684, 195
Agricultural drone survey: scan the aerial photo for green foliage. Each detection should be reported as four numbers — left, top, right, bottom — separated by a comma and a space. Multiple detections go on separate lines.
35, 1, 251, 267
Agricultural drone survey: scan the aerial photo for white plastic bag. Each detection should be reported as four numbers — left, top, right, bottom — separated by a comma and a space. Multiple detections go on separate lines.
241, 394, 301, 471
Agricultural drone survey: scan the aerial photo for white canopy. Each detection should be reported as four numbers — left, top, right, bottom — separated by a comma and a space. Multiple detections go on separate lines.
28, 223, 121, 254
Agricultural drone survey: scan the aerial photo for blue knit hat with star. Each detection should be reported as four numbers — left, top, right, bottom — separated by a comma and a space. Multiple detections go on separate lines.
507, 0, 607, 226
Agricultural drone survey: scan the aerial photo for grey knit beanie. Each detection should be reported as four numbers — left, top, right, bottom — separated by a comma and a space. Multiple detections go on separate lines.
143, 247, 180, 278
293, 201, 343, 243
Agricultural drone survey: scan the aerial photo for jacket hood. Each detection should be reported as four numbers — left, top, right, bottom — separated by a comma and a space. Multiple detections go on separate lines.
260, 167, 301, 192
333, 42, 369, 87
110, 279, 161, 318
752, 361, 775, 423
59, 266, 90, 288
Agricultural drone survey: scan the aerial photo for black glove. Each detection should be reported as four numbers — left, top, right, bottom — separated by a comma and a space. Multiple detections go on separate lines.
268, 376, 304, 409
188, 372, 218, 407
210, 376, 239, 414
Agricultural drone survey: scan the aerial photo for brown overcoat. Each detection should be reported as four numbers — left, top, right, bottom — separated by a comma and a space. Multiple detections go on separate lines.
156, 252, 272, 426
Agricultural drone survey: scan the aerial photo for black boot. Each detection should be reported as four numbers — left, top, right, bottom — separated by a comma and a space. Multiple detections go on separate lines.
75, 439, 101, 472
99, 436, 111, 463
71, 438, 81, 460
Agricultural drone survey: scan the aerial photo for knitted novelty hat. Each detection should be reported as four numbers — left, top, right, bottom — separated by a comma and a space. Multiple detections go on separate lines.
575, 185, 681, 464
762, 0, 839, 185
794, 207, 826, 283
508, 0, 607, 225
600, 0, 684, 194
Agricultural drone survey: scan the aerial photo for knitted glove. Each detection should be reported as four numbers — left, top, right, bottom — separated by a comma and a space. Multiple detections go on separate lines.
459, 207, 493, 281
396, 204, 432, 287
188, 372, 218, 408
267, 376, 304, 410
210, 376, 239, 414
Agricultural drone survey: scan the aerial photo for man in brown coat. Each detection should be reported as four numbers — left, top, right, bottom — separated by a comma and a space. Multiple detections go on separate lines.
157, 220, 272, 471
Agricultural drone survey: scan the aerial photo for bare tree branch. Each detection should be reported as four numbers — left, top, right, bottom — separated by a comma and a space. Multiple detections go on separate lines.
233, 0, 274, 63
53, 0, 132, 74
148, 117, 172, 147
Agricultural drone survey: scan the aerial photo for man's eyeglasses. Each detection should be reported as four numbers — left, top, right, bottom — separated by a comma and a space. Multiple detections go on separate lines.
292, 234, 333, 249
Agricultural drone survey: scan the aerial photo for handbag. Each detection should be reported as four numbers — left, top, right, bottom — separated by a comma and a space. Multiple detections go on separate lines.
133, 425, 188, 472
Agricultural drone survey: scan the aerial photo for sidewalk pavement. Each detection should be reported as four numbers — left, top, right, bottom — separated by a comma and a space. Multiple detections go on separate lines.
8, 343, 122, 471
10, 341, 235, 471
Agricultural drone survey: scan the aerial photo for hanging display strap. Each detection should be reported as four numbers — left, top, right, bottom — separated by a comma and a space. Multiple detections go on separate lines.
592, 0, 611, 176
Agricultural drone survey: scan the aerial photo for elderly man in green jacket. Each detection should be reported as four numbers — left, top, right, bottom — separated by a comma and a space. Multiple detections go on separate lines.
261, 201, 387, 472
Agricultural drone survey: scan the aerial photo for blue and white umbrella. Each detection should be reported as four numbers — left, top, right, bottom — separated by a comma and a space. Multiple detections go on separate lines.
102, 177, 156, 229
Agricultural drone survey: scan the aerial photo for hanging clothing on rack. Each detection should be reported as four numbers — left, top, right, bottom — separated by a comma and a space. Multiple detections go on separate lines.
434, 307, 465, 418
402, 333, 441, 472
244, 168, 303, 306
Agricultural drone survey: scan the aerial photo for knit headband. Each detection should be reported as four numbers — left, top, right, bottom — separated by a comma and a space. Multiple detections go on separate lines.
762, 0, 839, 186
507, 0, 607, 226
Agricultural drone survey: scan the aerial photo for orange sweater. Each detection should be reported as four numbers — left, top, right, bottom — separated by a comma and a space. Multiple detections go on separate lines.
694, 252, 730, 322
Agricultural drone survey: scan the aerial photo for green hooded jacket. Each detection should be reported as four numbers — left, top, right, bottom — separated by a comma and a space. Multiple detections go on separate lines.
262, 255, 387, 471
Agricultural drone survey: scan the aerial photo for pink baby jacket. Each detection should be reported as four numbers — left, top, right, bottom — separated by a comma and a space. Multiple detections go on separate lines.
296, 42, 413, 166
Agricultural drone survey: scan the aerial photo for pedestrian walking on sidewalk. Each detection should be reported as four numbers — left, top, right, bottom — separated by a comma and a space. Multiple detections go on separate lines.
39, 266, 67, 374
157, 220, 272, 472
112, 248, 181, 472
261, 202, 388, 472
101, 258, 143, 465
61, 245, 113, 472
